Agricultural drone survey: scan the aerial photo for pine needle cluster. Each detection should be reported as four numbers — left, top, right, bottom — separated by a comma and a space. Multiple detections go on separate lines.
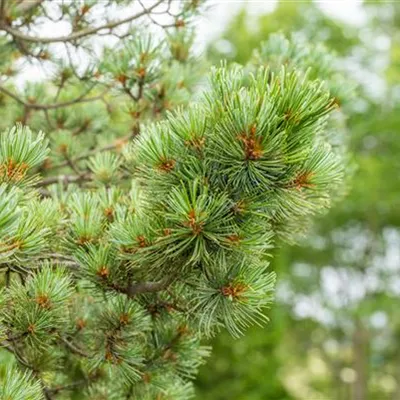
0, 2, 348, 399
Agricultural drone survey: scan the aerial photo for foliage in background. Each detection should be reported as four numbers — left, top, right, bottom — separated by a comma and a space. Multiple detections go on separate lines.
207, 0, 358, 65
197, 1, 400, 400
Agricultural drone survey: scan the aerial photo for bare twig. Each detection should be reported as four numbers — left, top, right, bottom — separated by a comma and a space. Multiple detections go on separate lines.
47, 379, 87, 395
62, 151, 83, 176
0, 84, 108, 110
35, 173, 92, 188
0, 0, 6, 22
1, 341, 35, 370
50, 134, 132, 170
110, 276, 174, 298
14, 0, 44, 14
138, 0, 179, 29
0, 0, 164, 43
5, 267, 10, 287
59, 336, 89, 358
2, 338, 55, 399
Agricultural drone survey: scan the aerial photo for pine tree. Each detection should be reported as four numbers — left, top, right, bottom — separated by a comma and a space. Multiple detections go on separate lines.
0, 2, 346, 399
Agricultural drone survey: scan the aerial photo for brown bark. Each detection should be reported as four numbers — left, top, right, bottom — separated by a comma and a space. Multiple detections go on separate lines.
352, 318, 369, 400
393, 351, 400, 400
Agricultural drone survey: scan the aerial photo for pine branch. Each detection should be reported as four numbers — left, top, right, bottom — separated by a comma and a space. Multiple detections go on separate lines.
0, 0, 6, 22
47, 379, 87, 395
110, 277, 172, 297
50, 134, 133, 170
0, 0, 164, 44
14, 0, 44, 14
59, 336, 89, 358
1, 341, 34, 370
35, 173, 92, 188
0, 21, 348, 397
0, 84, 108, 110
1, 341, 54, 400
42, 387, 55, 400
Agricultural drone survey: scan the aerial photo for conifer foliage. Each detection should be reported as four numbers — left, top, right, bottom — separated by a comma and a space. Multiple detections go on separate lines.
0, 1, 346, 399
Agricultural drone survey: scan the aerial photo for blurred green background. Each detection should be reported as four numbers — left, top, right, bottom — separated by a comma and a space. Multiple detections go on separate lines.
195, 1, 400, 399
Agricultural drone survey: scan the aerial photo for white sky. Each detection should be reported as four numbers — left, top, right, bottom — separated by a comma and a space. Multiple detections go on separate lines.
15, 0, 368, 86
198, 0, 366, 45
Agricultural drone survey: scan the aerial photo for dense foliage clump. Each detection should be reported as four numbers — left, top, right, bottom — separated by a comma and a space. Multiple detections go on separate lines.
0, 1, 347, 398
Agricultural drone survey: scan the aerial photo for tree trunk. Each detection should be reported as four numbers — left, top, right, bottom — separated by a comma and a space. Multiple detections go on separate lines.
393, 349, 400, 400
352, 318, 369, 400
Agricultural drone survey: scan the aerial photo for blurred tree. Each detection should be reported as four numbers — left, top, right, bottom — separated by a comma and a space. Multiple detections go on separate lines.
207, 0, 358, 65
197, 1, 400, 399
196, 305, 293, 400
